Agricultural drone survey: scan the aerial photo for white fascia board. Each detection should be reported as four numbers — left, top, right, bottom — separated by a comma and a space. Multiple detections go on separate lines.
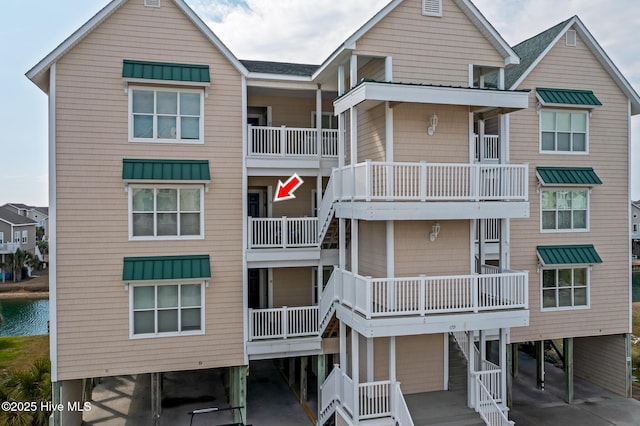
336, 305, 530, 338
334, 82, 529, 114
453, 0, 520, 66
0, 218, 36, 227
335, 201, 530, 220
246, 73, 314, 84
26, 0, 127, 92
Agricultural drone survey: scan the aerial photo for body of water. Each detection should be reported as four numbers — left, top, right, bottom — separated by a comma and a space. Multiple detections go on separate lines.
0, 299, 49, 336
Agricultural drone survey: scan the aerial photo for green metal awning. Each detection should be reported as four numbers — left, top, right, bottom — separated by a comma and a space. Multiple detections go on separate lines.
536, 88, 602, 107
122, 159, 210, 182
122, 60, 210, 84
536, 167, 602, 186
123, 255, 211, 281
536, 245, 602, 266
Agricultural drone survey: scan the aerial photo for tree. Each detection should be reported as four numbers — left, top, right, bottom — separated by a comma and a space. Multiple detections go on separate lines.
4, 249, 38, 282
0, 359, 51, 426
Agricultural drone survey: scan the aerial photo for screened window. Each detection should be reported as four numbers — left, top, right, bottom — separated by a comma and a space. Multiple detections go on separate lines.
130, 88, 203, 143
540, 111, 587, 153
542, 267, 589, 309
131, 283, 203, 337
541, 189, 588, 231
21, 230, 28, 244
130, 186, 203, 239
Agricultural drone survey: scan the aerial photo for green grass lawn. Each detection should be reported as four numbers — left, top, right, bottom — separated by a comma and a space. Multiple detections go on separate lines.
0, 335, 49, 372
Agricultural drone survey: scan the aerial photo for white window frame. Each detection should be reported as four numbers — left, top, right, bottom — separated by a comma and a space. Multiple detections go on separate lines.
14, 231, 20, 243
0, 232, 4, 244
539, 109, 589, 154
422, 0, 443, 17
129, 281, 205, 339
128, 86, 204, 144
540, 266, 590, 311
566, 30, 577, 47
128, 185, 205, 241
311, 111, 338, 129
540, 188, 590, 233
21, 230, 28, 244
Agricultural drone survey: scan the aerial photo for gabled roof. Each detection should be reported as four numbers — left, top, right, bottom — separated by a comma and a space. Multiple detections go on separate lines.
241, 60, 319, 77
0, 208, 38, 226
313, 0, 520, 80
26, 0, 247, 92
4, 203, 33, 210
506, 16, 640, 115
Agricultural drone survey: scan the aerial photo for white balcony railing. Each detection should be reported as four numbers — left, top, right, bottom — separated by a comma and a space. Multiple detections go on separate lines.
474, 374, 514, 426
248, 217, 318, 249
0, 243, 19, 254
474, 134, 500, 162
329, 267, 528, 319
248, 125, 339, 158
337, 161, 528, 202
248, 306, 318, 341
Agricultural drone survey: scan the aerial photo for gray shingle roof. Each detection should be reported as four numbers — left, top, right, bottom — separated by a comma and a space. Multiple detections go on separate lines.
240, 60, 319, 77
0, 207, 37, 225
505, 18, 572, 89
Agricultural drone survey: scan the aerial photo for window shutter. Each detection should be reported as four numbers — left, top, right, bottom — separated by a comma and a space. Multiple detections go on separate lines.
422, 0, 442, 17
144, 0, 160, 7
566, 30, 577, 47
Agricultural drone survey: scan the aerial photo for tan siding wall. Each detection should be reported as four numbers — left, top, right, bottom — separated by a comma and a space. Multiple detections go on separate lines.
247, 93, 334, 128
358, 221, 387, 278
355, 0, 504, 86
393, 103, 469, 163
54, 0, 244, 380
357, 104, 387, 162
373, 334, 444, 393
574, 334, 629, 396
358, 58, 386, 82
248, 176, 316, 217
272, 267, 313, 307
509, 28, 630, 342
395, 221, 470, 276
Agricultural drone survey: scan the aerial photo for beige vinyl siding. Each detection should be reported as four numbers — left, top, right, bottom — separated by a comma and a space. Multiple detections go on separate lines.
54, 0, 243, 380
247, 93, 335, 128
358, 221, 387, 278
393, 103, 469, 163
357, 104, 387, 162
509, 28, 630, 342
394, 221, 470, 277
355, 0, 504, 86
373, 334, 444, 393
358, 57, 386, 82
272, 267, 313, 307
574, 334, 629, 396
248, 176, 316, 217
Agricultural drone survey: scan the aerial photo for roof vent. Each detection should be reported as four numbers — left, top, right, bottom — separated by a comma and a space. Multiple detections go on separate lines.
566, 30, 577, 47
422, 0, 442, 17
144, 0, 160, 7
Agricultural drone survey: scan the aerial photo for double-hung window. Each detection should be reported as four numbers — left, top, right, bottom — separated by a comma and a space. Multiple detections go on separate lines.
541, 189, 588, 231
131, 283, 204, 337
21, 230, 28, 244
542, 267, 589, 310
130, 88, 203, 143
130, 186, 203, 239
540, 110, 588, 153
0, 232, 4, 244
14, 231, 20, 243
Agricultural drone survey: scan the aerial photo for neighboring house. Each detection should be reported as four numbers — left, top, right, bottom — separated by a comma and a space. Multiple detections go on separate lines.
633, 201, 640, 258
2, 203, 49, 240
0, 207, 37, 257
26, 1, 638, 425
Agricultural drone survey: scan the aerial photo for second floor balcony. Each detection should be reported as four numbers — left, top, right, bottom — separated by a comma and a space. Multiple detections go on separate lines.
0, 243, 20, 254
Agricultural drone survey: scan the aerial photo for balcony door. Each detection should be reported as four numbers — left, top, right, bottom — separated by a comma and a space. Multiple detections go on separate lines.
248, 189, 267, 218
248, 268, 268, 309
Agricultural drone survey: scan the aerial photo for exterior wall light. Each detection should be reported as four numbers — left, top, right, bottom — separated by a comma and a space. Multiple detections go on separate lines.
430, 222, 441, 241
428, 113, 438, 136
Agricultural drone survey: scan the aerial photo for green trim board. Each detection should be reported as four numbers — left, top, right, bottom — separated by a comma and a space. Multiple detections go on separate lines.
536, 245, 602, 266
122, 159, 210, 181
536, 167, 602, 186
122, 60, 210, 83
123, 255, 211, 281
536, 88, 602, 107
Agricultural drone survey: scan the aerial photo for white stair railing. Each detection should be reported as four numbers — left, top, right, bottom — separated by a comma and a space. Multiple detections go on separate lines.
317, 170, 338, 242
473, 374, 514, 426
359, 381, 391, 419
391, 382, 415, 426
318, 267, 338, 334
319, 366, 341, 424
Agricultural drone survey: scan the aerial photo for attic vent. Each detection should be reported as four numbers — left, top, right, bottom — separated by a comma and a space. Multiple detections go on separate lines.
422, 0, 442, 17
144, 0, 160, 7
566, 30, 577, 47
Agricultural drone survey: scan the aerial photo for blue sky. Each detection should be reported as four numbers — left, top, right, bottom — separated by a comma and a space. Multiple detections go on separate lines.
2, 0, 639, 206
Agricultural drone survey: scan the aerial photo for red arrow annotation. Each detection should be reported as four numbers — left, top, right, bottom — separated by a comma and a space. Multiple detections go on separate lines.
274, 173, 304, 202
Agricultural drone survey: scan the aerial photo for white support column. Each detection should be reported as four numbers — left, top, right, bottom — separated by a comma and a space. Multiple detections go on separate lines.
500, 328, 509, 409
367, 338, 374, 382
443, 333, 449, 390
385, 56, 393, 82
468, 64, 474, 88
351, 219, 358, 275
389, 336, 396, 383
338, 65, 345, 96
479, 330, 486, 364
350, 107, 358, 166
350, 54, 358, 89
352, 328, 360, 421
500, 218, 510, 269
498, 68, 505, 90
339, 218, 346, 269
499, 113, 509, 163
340, 321, 347, 370
469, 112, 475, 164
338, 113, 345, 169
385, 102, 394, 162
316, 85, 322, 158
478, 219, 486, 273
467, 331, 476, 409
317, 262, 323, 305
478, 119, 485, 163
